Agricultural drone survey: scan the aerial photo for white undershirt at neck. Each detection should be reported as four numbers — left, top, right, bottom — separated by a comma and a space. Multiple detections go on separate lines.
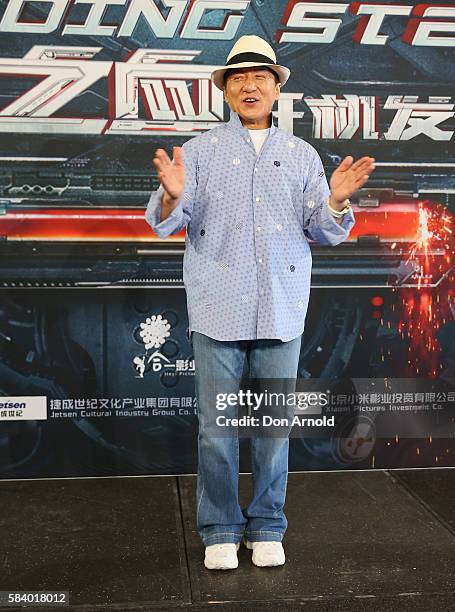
248, 128, 270, 155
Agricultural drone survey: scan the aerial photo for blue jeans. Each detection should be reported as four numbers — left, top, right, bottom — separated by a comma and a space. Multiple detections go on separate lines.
190, 331, 302, 547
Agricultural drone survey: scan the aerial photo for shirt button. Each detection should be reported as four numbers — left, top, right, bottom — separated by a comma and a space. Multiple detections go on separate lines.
258, 258, 263, 263
256, 226, 262, 232
290, 265, 295, 272
254, 168, 258, 173
255, 196, 261, 202
247, 138, 251, 143
276, 224, 282, 231
200, 229, 205, 236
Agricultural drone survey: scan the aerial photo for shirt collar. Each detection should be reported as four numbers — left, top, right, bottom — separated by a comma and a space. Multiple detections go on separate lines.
227, 109, 277, 137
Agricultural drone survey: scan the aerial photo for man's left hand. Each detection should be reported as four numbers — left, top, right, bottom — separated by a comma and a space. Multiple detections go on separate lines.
330, 156, 375, 207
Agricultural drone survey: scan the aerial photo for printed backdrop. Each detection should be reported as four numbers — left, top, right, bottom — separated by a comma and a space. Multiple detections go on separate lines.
0, 0, 454, 477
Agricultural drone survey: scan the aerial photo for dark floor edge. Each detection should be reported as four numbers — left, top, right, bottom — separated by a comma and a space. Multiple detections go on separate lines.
1, 465, 454, 484
175, 475, 195, 603
387, 469, 455, 538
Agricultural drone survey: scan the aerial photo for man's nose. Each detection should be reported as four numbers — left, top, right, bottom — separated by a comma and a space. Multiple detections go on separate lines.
242, 78, 258, 91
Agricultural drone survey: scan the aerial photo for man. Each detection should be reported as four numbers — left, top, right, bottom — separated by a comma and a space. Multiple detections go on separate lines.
145, 35, 375, 570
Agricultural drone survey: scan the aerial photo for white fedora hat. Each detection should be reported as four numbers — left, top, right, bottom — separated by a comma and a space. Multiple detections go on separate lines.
211, 35, 290, 91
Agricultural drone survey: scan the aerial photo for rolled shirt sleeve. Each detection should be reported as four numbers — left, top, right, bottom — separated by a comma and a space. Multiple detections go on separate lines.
145, 141, 197, 239
303, 147, 356, 246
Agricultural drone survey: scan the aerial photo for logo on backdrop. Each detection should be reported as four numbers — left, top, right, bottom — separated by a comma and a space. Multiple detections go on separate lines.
132, 314, 194, 379
0, 396, 47, 421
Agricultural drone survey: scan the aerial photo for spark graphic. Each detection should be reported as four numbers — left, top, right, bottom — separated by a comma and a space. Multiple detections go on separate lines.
394, 201, 454, 379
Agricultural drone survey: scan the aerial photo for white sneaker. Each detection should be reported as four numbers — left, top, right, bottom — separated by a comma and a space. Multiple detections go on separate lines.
204, 542, 240, 570
244, 539, 285, 567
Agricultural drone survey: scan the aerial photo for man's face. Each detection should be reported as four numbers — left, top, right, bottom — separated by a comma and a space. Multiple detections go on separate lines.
223, 66, 281, 128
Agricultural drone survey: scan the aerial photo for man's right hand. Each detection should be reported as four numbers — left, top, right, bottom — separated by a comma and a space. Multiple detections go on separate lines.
153, 147, 185, 207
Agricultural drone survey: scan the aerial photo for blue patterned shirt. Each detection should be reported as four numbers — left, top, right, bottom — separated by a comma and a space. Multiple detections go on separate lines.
145, 109, 356, 342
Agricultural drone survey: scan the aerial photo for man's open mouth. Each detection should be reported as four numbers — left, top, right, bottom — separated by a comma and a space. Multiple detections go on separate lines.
242, 98, 260, 105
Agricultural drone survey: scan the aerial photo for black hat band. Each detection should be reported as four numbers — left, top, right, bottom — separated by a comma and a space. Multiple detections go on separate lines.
226, 52, 275, 66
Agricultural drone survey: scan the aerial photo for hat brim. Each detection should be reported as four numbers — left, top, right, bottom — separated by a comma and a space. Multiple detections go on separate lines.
211, 62, 290, 91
